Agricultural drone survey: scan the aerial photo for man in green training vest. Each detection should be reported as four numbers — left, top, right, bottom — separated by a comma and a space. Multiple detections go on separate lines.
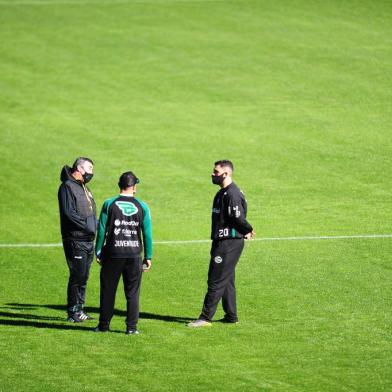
94, 171, 153, 335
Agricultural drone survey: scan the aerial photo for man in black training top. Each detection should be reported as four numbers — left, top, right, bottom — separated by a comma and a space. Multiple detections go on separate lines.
188, 160, 255, 327
94, 171, 153, 335
58, 157, 97, 322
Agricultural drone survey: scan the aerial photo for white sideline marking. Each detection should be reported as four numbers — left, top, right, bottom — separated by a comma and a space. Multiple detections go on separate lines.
0, 0, 222, 5
0, 234, 392, 248
0, 0, 131, 4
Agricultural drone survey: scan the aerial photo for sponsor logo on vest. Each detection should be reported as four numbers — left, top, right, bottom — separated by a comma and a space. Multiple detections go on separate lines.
214, 256, 223, 264
114, 219, 139, 227
122, 229, 138, 237
123, 220, 138, 226
115, 240, 139, 247
115, 201, 138, 217
114, 228, 121, 235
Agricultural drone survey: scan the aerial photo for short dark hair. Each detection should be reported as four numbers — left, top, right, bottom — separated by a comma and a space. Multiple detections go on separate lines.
72, 157, 94, 171
118, 171, 140, 189
214, 160, 234, 171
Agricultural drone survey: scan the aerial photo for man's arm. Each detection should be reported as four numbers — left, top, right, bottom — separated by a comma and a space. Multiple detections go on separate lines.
139, 200, 153, 261
95, 201, 109, 260
58, 184, 87, 230
227, 193, 253, 236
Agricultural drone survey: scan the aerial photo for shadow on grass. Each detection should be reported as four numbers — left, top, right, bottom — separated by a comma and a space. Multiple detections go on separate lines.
0, 310, 64, 321
0, 303, 194, 332
0, 318, 108, 333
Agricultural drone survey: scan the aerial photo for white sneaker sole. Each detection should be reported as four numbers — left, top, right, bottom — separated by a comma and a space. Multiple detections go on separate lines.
187, 320, 212, 328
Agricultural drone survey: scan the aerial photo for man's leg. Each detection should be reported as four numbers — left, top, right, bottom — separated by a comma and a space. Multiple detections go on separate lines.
199, 239, 244, 321
122, 257, 143, 331
78, 241, 94, 311
63, 240, 85, 317
222, 271, 238, 322
98, 260, 124, 330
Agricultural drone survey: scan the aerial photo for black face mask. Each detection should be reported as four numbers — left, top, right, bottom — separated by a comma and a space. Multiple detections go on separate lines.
82, 172, 94, 183
211, 173, 225, 185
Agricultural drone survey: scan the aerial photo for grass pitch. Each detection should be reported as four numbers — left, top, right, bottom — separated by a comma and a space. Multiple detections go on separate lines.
0, 0, 391, 391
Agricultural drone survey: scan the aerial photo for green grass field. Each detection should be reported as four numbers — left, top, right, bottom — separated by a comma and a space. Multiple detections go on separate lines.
1, 0, 391, 390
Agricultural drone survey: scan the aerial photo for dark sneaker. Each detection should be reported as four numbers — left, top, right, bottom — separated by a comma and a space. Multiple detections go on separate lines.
67, 311, 92, 322
79, 311, 94, 320
126, 329, 140, 335
219, 317, 239, 324
67, 313, 83, 323
93, 326, 109, 333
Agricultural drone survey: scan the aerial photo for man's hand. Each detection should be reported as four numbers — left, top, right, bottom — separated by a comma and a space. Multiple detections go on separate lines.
142, 259, 152, 272
245, 231, 255, 240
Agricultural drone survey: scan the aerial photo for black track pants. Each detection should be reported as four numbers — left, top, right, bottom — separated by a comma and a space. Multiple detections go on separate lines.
99, 257, 143, 330
200, 239, 244, 322
63, 240, 94, 314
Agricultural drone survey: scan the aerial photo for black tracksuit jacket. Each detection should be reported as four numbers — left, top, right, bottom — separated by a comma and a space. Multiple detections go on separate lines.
58, 166, 97, 242
211, 182, 253, 240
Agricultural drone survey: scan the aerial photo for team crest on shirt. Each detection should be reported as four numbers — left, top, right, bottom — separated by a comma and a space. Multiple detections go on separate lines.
115, 201, 138, 217
214, 256, 223, 264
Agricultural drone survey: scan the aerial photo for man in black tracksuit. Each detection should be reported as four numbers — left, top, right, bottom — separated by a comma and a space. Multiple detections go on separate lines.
188, 160, 255, 328
94, 171, 153, 335
58, 157, 97, 322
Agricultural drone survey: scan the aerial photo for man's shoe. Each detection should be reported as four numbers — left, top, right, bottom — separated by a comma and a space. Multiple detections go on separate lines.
126, 329, 140, 335
67, 313, 83, 323
93, 326, 109, 333
219, 317, 239, 324
187, 319, 212, 328
79, 311, 94, 320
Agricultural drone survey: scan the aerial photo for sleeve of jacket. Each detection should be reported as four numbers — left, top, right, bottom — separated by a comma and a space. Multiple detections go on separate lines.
227, 192, 253, 235
95, 201, 109, 258
140, 201, 153, 260
58, 184, 87, 230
